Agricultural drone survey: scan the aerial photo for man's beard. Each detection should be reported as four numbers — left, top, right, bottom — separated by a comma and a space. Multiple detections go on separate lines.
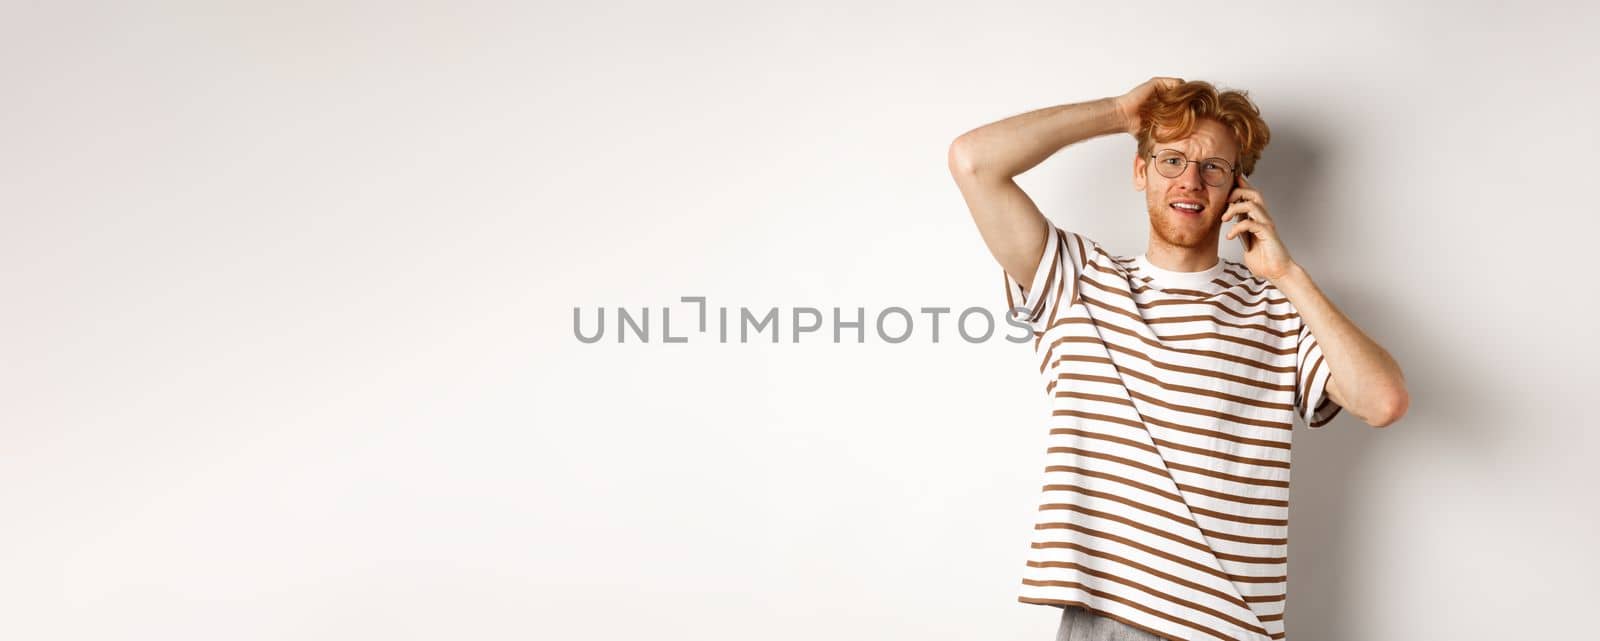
1146, 201, 1219, 249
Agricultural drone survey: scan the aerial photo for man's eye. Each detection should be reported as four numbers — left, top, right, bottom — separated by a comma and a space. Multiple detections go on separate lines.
1203, 162, 1224, 171
1161, 158, 1182, 165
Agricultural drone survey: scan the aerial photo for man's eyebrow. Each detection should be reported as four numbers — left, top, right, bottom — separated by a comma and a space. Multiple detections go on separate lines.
1157, 147, 1225, 159
1155, 146, 1240, 165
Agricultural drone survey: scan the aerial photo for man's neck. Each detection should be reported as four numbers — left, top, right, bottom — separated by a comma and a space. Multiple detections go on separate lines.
1143, 243, 1220, 273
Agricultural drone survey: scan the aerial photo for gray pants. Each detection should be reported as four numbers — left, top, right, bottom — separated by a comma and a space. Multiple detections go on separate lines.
1055, 605, 1168, 641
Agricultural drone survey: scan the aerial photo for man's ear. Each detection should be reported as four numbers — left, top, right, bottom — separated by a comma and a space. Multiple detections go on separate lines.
1133, 153, 1146, 191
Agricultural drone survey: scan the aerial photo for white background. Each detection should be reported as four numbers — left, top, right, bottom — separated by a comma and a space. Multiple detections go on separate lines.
5, 2, 1597, 640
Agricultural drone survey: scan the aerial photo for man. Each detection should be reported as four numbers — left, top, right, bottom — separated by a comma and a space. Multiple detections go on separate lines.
947, 77, 1409, 641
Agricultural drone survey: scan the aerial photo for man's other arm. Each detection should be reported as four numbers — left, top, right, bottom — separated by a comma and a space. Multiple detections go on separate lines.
946, 81, 1169, 294
1275, 264, 1411, 427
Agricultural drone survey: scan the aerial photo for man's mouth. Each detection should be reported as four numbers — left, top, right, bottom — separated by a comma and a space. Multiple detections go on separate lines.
1170, 202, 1204, 216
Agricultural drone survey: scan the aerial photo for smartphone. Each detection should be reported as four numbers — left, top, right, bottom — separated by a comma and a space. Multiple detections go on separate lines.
1231, 172, 1251, 250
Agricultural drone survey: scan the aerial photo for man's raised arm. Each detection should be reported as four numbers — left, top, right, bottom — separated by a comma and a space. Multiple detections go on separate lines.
946, 77, 1181, 293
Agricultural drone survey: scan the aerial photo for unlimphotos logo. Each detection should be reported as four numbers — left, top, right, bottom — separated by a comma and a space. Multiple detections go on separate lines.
573, 296, 1035, 344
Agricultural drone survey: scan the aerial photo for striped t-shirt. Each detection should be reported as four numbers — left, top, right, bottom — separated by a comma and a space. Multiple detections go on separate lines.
1002, 220, 1341, 641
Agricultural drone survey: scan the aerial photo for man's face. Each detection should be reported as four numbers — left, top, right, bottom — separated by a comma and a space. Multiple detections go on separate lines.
1133, 118, 1241, 250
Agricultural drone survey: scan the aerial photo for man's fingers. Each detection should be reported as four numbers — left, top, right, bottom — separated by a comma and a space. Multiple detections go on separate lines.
1224, 198, 1272, 226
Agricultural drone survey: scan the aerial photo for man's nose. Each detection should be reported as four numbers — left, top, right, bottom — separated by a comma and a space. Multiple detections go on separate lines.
1176, 162, 1206, 190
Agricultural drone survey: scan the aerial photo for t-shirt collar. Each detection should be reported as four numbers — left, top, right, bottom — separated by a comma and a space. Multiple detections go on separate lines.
1133, 253, 1227, 291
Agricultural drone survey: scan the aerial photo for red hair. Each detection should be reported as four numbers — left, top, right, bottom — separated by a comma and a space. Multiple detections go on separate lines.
1136, 80, 1270, 177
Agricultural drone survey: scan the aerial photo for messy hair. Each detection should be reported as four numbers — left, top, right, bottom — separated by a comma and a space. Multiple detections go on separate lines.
1136, 80, 1270, 177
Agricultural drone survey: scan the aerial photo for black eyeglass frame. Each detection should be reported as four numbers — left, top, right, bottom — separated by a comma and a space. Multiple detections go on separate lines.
1146, 150, 1240, 188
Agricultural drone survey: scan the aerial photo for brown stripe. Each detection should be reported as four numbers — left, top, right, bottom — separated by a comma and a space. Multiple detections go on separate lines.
1299, 348, 1323, 414
1204, 528, 1291, 548
1053, 408, 1146, 430
1070, 230, 1088, 269
1037, 471, 1290, 546
1042, 483, 1196, 532
1174, 480, 1289, 508
1310, 393, 1342, 427
1043, 356, 1119, 390
1065, 338, 1294, 394
1045, 455, 1287, 510
1044, 464, 1183, 504
1043, 228, 1070, 337
1222, 265, 1257, 282
1150, 435, 1289, 470
1141, 410, 1291, 450
1054, 389, 1137, 409
1166, 458, 1290, 489
1068, 232, 1088, 307
1294, 325, 1311, 401
1022, 567, 1265, 635
1030, 239, 1059, 320
1045, 370, 1122, 395
1047, 429, 1157, 456
1084, 255, 1126, 279
1198, 512, 1291, 546
1071, 339, 1290, 401
1079, 290, 1294, 354
1212, 287, 1289, 308
1214, 567, 1287, 582
1038, 324, 1109, 373
1042, 463, 1288, 512
1034, 517, 1286, 580
1036, 498, 1209, 553
1111, 367, 1296, 412
1138, 295, 1298, 322
1189, 503, 1288, 527
1048, 419, 1288, 472
1036, 495, 1286, 559
1042, 460, 1286, 526
1070, 311, 1298, 374
1088, 287, 1299, 338
1145, 328, 1292, 355
1220, 276, 1271, 296
1046, 441, 1288, 503
1142, 313, 1297, 338
1125, 388, 1294, 431
1034, 517, 1215, 575
1078, 263, 1286, 315
1026, 544, 1249, 608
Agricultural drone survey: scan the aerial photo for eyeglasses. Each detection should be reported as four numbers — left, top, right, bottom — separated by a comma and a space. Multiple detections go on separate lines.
1148, 149, 1238, 188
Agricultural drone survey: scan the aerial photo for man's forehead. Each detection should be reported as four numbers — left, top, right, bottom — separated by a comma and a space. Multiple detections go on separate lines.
1156, 121, 1238, 158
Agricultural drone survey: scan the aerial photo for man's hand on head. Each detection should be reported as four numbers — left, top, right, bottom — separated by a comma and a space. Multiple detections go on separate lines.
1115, 76, 1184, 136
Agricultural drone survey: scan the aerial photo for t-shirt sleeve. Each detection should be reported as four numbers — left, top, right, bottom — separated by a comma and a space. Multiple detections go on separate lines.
1002, 220, 1095, 335
1295, 321, 1344, 428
